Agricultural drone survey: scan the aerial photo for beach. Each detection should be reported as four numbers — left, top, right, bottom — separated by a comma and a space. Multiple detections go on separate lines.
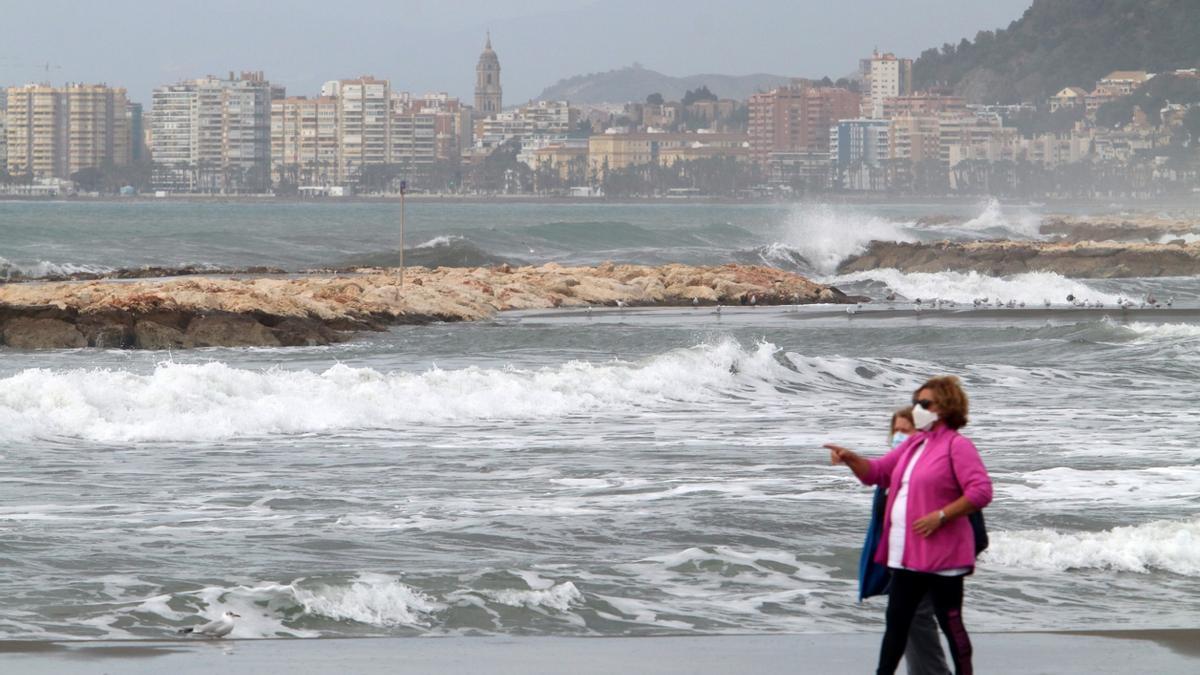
3, 632, 1197, 674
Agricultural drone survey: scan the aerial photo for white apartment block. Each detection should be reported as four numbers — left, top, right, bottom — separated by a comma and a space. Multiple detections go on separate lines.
149, 72, 275, 192
862, 51, 913, 119
331, 77, 391, 182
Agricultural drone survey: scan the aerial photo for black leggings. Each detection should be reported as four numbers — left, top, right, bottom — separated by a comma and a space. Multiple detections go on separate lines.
877, 569, 973, 675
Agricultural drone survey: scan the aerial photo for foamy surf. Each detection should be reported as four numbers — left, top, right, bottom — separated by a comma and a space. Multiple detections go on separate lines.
774, 204, 917, 275
827, 269, 1121, 305
0, 339, 790, 443
983, 518, 1200, 576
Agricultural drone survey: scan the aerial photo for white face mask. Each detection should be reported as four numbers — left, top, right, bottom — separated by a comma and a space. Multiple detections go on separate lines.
891, 432, 909, 448
912, 404, 938, 431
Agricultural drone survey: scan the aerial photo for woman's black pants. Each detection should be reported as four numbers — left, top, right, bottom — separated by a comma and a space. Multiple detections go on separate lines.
877, 569, 973, 675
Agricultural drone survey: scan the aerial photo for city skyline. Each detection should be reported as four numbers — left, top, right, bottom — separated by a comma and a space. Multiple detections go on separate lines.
0, 0, 1031, 106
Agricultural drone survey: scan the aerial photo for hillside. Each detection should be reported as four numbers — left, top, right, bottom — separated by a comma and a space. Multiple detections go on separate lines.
913, 0, 1200, 103
537, 64, 790, 105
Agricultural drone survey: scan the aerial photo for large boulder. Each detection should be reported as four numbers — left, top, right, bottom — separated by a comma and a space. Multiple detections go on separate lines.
1, 318, 87, 349
184, 315, 281, 348
133, 320, 187, 350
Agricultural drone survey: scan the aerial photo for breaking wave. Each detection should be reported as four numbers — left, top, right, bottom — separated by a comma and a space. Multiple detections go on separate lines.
828, 269, 1121, 304
954, 198, 1043, 239
0, 256, 114, 280
0, 339, 792, 443
984, 518, 1200, 576
773, 204, 917, 275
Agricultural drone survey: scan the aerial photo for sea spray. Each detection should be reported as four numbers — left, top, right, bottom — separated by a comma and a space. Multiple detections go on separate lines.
827, 269, 1121, 305
954, 197, 1043, 239
774, 203, 917, 274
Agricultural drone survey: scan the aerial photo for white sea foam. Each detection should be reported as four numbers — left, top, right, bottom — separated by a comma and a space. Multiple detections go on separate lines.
415, 235, 464, 249
1121, 321, 1200, 341
983, 518, 1200, 576
0, 255, 112, 279
775, 204, 916, 274
290, 573, 443, 627
828, 269, 1121, 305
1157, 232, 1200, 244
0, 339, 789, 443
482, 581, 584, 612
954, 198, 1042, 239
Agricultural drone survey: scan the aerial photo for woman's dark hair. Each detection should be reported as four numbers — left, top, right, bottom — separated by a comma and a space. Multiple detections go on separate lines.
915, 375, 969, 430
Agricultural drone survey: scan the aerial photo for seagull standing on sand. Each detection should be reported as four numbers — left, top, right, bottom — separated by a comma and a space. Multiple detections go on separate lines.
179, 611, 240, 638
692, 297, 699, 308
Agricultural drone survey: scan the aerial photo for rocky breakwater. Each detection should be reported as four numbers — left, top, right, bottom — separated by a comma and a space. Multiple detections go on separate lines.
1039, 215, 1198, 243
838, 239, 1200, 278
0, 263, 849, 349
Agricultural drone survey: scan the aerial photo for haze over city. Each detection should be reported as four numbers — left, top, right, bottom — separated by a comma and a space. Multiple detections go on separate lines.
2, 0, 1029, 103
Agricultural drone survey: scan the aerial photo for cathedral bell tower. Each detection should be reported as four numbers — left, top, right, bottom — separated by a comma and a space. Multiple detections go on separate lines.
475, 32, 502, 116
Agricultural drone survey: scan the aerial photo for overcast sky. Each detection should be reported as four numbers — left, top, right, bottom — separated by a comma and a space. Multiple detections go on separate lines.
0, 0, 1032, 105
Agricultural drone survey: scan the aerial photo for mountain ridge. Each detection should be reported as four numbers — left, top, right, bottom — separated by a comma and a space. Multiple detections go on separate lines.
913, 0, 1200, 103
537, 64, 791, 105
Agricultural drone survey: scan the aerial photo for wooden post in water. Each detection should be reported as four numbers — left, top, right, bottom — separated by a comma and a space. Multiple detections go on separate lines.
397, 180, 407, 290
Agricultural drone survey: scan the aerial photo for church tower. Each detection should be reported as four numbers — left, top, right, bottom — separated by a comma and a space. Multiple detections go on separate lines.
475, 33, 502, 116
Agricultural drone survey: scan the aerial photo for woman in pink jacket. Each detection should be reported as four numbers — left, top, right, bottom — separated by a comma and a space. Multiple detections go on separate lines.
826, 376, 993, 675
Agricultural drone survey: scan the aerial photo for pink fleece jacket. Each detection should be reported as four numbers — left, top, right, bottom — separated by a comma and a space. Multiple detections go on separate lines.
860, 424, 993, 573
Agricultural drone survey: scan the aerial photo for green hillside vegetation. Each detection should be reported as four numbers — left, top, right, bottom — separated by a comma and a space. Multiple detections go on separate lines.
913, 0, 1200, 103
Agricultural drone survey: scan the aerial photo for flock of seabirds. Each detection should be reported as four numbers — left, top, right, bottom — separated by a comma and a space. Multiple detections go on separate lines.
578, 292, 1176, 316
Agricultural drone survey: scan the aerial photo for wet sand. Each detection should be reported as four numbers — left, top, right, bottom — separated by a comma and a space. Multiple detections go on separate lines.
2, 631, 1196, 674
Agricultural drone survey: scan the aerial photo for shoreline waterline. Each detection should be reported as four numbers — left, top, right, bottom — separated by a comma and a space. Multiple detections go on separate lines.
1, 632, 1195, 673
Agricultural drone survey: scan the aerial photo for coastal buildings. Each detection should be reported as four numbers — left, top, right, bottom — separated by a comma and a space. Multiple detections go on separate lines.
830, 119, 890, 190
149, 72, 275, 192
325, 76, 391, 182
587, 131, 748, 179
3, 83, 131, 179
270, 96, 340, 186
748, 81, 860, 185
270, 81, 469, 188
862, 51, 913, 118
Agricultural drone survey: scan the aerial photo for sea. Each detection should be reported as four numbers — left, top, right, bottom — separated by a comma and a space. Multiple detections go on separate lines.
0, 197, 1198, 640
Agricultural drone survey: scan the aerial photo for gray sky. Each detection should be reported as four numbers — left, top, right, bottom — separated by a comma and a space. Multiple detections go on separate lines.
0, 0, 1032, 105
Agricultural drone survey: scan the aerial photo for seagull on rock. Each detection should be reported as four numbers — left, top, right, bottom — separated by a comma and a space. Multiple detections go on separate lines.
179, 611, 240, 638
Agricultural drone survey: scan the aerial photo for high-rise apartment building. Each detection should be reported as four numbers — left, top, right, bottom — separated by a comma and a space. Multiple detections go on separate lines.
324, 77, 391, 182
271, 96, 339, 186
4, 83, 131, 179
0, 92, 8, 172
862, 51, 913, 118
747, 81, 861, 166
149, 71, 275, 192
830, 118, 891, 189
270, 81, 467, 188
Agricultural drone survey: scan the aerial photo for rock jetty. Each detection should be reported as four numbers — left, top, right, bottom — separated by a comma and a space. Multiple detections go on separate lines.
0, 263, 849, 349
838, 239, 1200, 278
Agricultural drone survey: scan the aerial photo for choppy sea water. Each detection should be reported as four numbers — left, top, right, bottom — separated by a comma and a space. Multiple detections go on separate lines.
1, 199, 1198, 639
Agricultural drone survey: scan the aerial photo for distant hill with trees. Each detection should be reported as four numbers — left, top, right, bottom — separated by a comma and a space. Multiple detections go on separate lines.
537, 64, 789, 104
913, 0, 1200, 103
